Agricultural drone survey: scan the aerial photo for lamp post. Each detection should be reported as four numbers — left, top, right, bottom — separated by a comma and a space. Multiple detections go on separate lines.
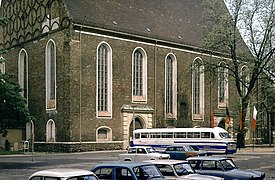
132, 105, 136, 136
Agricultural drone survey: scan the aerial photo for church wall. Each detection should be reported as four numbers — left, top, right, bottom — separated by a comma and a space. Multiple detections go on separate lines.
0, 0, 243, 151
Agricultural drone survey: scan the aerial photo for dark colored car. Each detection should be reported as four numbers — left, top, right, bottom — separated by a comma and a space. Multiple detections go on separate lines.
91, 161, 165, 180
164, 145, 206, 160
147, 159, 224, 180
187, 156, 265, 180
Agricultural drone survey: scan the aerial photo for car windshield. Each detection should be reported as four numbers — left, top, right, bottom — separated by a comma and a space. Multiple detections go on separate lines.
133, 165, 164, 179
219, 132, 231, 138
183, 145, 195, 151
146, 147, 157, 153
220, 159, 237, 171
173, 162, 195, 176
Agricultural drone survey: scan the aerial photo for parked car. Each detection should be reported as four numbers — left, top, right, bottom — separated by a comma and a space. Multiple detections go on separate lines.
118, 146, 170, 161
164, 145, 206, 160
28, 168, 98, 180
91, 161, 165, 180
147, 159, 223, 180
187, 156, 265, 180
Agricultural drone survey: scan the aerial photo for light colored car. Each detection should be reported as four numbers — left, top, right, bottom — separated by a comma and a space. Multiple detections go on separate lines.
91, 161, 165, 180
28, 168, 98, 180
164, 145, 207, 160
187, 156, 265, 180
147, 159, 223, 180
118, 146, 170, 161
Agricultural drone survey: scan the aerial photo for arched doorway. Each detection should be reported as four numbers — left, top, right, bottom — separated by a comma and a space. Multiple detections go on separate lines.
121, 104, 154, 149
129, 117, 143, 141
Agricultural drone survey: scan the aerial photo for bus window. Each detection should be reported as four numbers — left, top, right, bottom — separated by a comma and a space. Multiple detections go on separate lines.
219, 132, 231, 138
161, 132, 173, 138
174, 132, 186, 138
187, 132, 200, 138
134, 133, 140, 139
150, 133, 161, 138
210, 132, 215, 138
141, 133, 149, 138
201, 132, 210, 138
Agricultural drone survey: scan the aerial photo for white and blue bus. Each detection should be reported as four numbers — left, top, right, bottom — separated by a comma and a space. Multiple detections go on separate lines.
130, 127, 237, 154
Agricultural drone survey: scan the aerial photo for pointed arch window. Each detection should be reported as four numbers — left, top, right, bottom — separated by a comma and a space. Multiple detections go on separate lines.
0, 57, 5, 74
218, 62, 229, 108
46, 119, 55, 142
18, 49, 28, 103
165, 54, 177, 119
26, 120, 34, 141
46, 40, 57, 110
192, 58, 204, 120
241, 66, 249, 96
132, 48, 147, 102
97, 42, 112, 118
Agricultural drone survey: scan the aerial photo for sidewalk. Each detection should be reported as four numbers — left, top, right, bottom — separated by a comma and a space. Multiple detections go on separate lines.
236, 144, 275, 154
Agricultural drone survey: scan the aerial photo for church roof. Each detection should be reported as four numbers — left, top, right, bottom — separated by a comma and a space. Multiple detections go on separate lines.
64, 0, 209, 48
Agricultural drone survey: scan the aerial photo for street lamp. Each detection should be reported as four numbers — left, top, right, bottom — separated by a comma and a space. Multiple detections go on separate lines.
132, 105, 136, 138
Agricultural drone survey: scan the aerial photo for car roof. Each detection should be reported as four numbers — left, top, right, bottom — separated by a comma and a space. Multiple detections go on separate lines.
145, 159, 189, 165
29, 168, 96, 178
187, 156, 231, 161
129, 146, 153, 148
92, 161, 154, 169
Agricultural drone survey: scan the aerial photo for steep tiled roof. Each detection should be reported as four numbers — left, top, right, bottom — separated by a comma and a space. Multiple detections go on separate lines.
65, 0, 209, 48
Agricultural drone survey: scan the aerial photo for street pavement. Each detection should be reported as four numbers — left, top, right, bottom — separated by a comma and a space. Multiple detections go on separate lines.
235, 144, 275, 154
0, 145, 274, 179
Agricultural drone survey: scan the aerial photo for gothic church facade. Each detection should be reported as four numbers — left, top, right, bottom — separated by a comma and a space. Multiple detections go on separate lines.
0, 0, 240, 151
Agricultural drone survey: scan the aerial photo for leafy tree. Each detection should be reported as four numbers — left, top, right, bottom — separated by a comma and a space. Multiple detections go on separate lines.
203, 0, 274, 147
0, 17, 31, 137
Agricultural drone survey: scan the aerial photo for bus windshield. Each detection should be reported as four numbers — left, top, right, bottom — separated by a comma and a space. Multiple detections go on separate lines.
219, 132, 231, 138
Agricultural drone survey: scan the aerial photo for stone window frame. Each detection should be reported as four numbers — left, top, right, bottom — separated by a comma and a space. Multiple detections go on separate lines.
218, 61, 229, 108
96, 126, 112, 142
18, 49, 28, 105
165, 53, 177, 119
26, 120, 34, 141
132, 47, 147, 103
192, 57, 205, 121
96, 41, 112, 118
45, 39, 57, 110
46, 119, 55, 142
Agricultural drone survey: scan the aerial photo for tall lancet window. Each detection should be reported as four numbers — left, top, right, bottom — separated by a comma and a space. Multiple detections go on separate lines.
132, 48, 147, 102
97, 42, 112, 118
192, 58, 204, 120
165, 54, 177, 119
46, 40, 56, 110
18, 49, 28, 103
218, 62, 228, 108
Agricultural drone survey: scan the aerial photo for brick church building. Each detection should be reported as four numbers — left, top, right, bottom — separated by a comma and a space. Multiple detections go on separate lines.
0, 0, 245, 151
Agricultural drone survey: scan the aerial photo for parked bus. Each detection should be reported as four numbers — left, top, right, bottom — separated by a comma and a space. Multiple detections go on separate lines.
130, 127, 237, 154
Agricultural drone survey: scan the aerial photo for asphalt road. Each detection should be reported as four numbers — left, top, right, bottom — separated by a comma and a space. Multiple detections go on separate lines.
0, 149, 274, 179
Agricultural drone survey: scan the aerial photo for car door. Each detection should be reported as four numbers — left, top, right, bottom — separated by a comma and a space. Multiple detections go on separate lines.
165, 147, 175, 159
200, 160, 225, 178
114, 167, 135, 180
176, 147, 187, 160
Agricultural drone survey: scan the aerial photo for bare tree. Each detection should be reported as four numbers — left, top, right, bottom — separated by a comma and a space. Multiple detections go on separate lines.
203, 0, 274, 147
